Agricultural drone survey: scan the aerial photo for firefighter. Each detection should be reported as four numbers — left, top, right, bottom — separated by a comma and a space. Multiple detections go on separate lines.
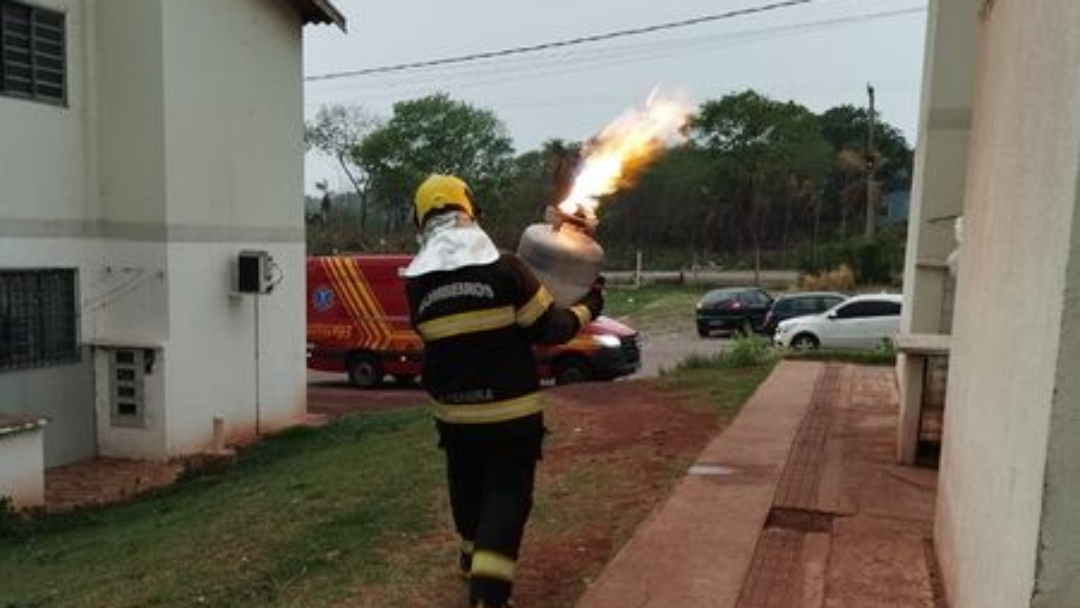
404, 174, 603, 608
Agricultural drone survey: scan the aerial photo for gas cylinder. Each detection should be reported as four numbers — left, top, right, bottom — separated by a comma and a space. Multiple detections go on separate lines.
517, 207, 604, 307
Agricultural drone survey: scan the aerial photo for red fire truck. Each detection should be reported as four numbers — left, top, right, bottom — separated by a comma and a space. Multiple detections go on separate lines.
306, 255, 641, 387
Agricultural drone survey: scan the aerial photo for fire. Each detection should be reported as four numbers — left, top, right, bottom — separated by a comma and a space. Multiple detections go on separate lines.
558, 90, 693, 219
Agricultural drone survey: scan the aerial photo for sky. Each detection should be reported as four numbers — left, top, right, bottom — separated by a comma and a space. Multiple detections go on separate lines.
302, 0, 929, 194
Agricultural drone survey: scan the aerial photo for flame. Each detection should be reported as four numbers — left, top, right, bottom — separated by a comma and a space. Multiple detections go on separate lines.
558, 90, 693, 219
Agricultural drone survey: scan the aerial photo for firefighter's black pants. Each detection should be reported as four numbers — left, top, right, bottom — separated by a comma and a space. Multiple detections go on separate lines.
438, 413, 545, 607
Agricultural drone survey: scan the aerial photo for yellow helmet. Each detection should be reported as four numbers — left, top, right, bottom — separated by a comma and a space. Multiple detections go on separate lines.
413, 174, 478, 227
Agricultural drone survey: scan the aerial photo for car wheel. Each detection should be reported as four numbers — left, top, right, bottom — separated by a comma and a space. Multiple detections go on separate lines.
697, 325, 710, 338
790, 333, 820, 351
347, 352, 384, 388
554, 356, 592, 385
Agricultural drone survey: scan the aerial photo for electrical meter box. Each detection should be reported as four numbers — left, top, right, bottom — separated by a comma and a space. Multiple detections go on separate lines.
237, 250, 272, 294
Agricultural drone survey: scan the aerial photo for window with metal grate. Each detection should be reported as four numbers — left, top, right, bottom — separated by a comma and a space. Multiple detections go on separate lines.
0, 269, 79, 372
0, 0, 65, 104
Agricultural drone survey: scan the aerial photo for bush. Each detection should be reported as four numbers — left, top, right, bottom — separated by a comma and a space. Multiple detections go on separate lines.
798, 228, 906, 286
0, 495, 28, 540
798, 264, 856, 291
666, 335, 776, 374
782, 340, 897, 366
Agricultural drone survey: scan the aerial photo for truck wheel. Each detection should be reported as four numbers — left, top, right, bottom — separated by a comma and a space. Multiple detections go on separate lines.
347, 353, 383, 388
555, 356, 592, 385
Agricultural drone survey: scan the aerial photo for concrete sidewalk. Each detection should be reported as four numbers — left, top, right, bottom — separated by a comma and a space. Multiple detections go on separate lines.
577, 361, 942, 608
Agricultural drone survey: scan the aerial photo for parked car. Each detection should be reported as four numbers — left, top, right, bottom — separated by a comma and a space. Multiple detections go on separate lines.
761, 291, 848, 336
773, 294, 903, 350
695, 287, 773, 337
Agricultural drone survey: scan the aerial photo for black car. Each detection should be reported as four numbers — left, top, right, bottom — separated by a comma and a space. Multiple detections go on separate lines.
695, 287, 773, 337
761, 291, 847, 336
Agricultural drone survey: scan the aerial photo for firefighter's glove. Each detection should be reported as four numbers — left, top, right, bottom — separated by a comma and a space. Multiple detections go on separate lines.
577, 275, 605, 321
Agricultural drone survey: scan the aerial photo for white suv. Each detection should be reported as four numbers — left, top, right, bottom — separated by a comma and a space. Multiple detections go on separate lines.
773, 294, 903, 350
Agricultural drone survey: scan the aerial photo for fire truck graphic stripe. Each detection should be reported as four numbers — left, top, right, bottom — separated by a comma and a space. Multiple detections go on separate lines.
417, 306, 516, 341
339, 257, 416, 350
431, 393, 543, 424
335, 258, 386, 349
324, 258, 379, 345
516, 287, 553, 327
318, 259, 365, 338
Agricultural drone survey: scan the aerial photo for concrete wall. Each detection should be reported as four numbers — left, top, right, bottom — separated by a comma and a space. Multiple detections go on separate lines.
1, 0, 309, 464
899, 0, 979, 336
0, 0, 87, 229
162, 242, 306, 454
160, 0, 304, 231
155, 0, 307, 453
935, 2, 1080, 607
0, 428, 47, 508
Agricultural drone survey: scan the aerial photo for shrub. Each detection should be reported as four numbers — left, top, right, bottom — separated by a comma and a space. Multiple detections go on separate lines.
0, 495, 28, 540
665, 335, 776, 374
798, 264, 856, 291
798, 228, 906, 286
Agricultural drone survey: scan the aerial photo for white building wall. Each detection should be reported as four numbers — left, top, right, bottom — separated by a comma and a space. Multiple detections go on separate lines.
935, 3, 1080, 607
155, 0, 307, 453
899, 0, 978, 336
0, 0, 87, 227
162, 243, 306, 454
2, 0, 311, 464
0, 237, 95, 465
0, 428, 46, 508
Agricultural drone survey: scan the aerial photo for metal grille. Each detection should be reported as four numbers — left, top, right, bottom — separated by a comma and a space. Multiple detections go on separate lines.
1, 0, 65, 104
0, 269, 79, 372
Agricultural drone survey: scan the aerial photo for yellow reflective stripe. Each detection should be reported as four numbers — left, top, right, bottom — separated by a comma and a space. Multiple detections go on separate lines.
471, 550, 516, 582
571, 304, 592, 327
432, 394, 544, 424
461, 540, 475, 555
417, 306, 515, 341
516, 287, 553, 327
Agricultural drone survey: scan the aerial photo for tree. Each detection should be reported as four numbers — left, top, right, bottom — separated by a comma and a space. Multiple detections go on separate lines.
356, 93, 515, 236
305, 104, 382, 228
692, 91, 832, 280
819, 105, 913, 238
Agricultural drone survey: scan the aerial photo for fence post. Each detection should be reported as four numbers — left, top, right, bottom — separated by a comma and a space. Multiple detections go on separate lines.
635, 250, 643, 289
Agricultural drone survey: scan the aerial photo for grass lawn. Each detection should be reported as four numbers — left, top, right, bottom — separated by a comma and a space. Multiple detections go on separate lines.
0, 328, 776, 608
604, 284, 705, 333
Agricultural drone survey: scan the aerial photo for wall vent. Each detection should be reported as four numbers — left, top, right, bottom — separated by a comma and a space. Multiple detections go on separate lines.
109, 349, 148, 428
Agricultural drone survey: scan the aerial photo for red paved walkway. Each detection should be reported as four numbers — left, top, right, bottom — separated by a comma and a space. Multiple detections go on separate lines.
577, 361, 943, 608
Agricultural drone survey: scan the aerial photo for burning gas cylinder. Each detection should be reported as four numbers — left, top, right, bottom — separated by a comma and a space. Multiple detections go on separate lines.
517, 90, 692, 305
517, 206, 603, 308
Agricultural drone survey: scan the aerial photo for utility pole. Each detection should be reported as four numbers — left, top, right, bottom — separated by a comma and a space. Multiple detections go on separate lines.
865, 83, 877, 238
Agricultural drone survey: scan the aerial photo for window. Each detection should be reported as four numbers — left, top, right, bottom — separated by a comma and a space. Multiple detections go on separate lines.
1, 1, 66, 104
703, 290, 736, 306
816, 296, 845, 312
0, 269, 79, 371
789, 297, 820, 314
738, 290, 771, 307
835, 301, 874, 319
835, 299, 901, 319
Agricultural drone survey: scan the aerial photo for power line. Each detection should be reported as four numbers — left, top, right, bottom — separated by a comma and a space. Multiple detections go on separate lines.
305, 0, 835, 83
305, 6, 925, 104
